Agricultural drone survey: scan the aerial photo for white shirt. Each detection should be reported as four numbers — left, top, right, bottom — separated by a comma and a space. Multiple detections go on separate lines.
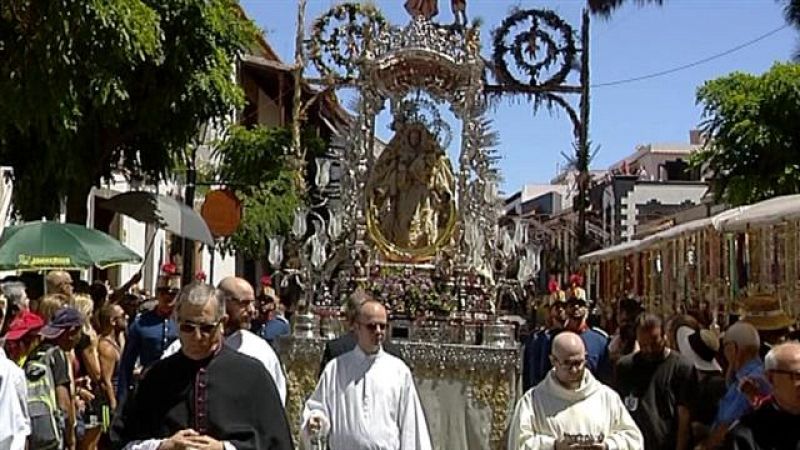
162, 329, 286, 405
0, 348, 29, 450
302, 346, 433, 450
508, 370, 643, 450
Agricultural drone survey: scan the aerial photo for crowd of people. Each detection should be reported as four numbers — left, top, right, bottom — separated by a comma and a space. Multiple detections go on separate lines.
514, 276, 800, 450
0, 268, 292, 450
2, 264, 799, 450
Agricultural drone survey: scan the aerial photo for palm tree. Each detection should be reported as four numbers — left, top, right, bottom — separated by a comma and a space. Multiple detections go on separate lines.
588, 0, 799, 29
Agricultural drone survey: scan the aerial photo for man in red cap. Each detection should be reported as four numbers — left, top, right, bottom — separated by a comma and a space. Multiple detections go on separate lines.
3, 310, 45, 366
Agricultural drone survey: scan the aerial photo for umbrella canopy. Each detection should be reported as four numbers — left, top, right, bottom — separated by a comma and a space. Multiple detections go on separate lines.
99, 191, 214, 246
0, 221, 142, 271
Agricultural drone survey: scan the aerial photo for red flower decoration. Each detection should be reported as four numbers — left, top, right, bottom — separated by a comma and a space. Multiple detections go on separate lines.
195, 271, 207, 281
548, 278, 560, 294
260, 275, 272, 287
569, 273, 584, 287
161, 262, 177, 275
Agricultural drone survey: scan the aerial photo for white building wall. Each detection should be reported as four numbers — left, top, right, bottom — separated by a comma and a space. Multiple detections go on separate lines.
620, 184, 708, 241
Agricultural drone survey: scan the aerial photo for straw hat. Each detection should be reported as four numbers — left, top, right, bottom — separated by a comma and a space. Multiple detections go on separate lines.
739, 295, 794, 331
677, 326, 721, 372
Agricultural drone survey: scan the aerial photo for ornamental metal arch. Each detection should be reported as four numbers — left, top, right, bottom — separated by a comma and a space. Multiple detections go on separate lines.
486, 8, 591, 257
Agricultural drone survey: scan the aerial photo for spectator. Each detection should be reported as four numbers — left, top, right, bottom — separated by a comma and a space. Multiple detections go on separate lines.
615, 314, 696, 450
28, 307, 84, 450
724, 342, 800, 449
705, 322, 770, 449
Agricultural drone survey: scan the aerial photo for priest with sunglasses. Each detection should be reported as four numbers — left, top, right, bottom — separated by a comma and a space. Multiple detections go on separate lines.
110, 283, 293, 450
301, 298, 432, 450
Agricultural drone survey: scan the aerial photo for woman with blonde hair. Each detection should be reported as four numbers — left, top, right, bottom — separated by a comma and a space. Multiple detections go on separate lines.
73, 294, 103, 450
36, 293, 69, 321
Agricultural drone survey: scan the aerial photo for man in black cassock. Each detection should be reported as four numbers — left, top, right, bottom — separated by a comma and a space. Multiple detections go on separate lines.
724, 341, 800, 450
111, 283, 293, 450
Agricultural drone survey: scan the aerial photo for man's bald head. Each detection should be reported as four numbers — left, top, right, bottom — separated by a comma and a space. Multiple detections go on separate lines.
766, 341, 800, 371
218, 277, 253, 299
217, 277, 255, 332
765, 341, 800, 414
551, 331, 586, 359
550, 331, 587, 389
725, 321, 761, 350
46, 271, 73, 297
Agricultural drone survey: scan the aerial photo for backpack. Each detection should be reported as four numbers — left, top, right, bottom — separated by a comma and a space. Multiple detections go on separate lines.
23, 345, 64, 450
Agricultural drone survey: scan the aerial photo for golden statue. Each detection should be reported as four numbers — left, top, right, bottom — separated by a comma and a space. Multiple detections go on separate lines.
367, 122, 456, 261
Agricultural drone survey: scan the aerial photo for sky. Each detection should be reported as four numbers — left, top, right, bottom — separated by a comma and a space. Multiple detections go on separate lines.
239, 0, 797, 193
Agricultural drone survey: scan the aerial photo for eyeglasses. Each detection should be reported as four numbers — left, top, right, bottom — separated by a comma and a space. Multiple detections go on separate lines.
769, 369, 800, 381
554, 358, 586, 370
178, 319, 222, 336
359, 321, 387, 332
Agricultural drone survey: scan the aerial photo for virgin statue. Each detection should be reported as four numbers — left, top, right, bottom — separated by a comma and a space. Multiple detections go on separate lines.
367, 122, 455, 260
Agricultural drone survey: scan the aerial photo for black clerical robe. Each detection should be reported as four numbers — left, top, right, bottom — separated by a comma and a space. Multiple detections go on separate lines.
724, 401, 800, 450
111, 344, 293, 450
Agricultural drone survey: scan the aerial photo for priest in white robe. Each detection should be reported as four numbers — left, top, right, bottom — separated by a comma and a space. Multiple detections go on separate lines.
162, 277, 286, 405
508, 332, 643, 450
301, 299, 432, 450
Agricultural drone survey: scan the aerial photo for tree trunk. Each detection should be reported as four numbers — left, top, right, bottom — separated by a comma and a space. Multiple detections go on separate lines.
65, 181, 92, 225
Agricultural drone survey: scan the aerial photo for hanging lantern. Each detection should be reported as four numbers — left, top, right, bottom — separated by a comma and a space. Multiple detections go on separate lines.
268, 236, 285, 267
292, 208, 308, 238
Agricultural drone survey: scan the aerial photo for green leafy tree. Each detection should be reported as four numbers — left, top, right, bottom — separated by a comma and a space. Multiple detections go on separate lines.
213, 125, 326, 259
0, 0, 257, 221
691, 63, 800, 206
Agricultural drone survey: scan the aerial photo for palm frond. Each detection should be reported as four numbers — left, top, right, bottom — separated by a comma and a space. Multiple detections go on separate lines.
587, 0, 665, 18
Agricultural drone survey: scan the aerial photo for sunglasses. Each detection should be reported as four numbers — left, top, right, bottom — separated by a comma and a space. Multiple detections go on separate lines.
158, 287, 180, 296
178, 319, 222, 336
359, 321, 387, 332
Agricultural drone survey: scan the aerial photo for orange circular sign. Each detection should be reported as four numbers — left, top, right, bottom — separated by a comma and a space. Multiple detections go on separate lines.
201, 189, 242, 237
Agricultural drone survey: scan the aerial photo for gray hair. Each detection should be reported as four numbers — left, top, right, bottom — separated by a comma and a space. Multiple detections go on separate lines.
764, 341, 800, 371
765, 348, 778, 371
175, 283, 225, 320
2, 281, 27, 308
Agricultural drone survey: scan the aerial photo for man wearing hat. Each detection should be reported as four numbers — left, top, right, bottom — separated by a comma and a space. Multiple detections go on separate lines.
562, 295, 612, 383
740, 295, 794, 360
522, 296, 566, 391
117, 267, 179, 404
258, 286, 291, 345
676, 326, 727, 444
3, 310, 45, 366
27, 307, 83, 450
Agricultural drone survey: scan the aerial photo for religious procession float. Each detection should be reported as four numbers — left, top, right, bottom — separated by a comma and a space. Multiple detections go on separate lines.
266, 1, 592, 448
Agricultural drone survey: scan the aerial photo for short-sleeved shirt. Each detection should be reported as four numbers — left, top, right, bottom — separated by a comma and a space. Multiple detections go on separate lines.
615, 350, 696, 450
713, 358, 770, 428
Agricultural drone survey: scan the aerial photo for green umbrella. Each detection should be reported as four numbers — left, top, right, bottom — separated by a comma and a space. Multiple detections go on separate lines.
0, 221, 142, 271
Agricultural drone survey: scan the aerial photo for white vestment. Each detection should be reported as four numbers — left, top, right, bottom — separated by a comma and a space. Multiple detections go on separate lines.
301, 346, 432, 450
162, 329, 286, 405
0, 348, 29, 450
508, 370, 643, 450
